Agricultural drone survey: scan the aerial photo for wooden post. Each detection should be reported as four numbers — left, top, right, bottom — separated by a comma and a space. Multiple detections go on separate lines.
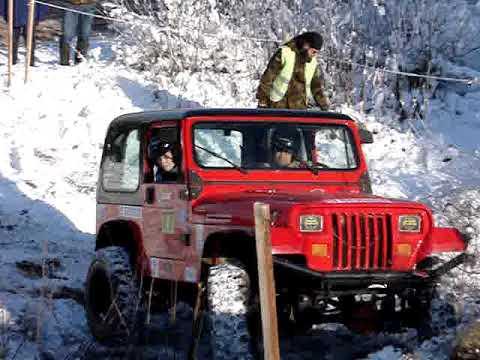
254, 202, 280, 360
7, 0, 13, 86
24, 0, 36, 83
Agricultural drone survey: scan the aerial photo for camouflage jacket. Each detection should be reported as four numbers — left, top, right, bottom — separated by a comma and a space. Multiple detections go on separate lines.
256, 42, 329, 110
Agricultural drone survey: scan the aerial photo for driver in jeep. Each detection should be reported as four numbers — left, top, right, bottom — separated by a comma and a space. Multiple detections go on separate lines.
148, 138, 179, 183
272, 135, 301, 168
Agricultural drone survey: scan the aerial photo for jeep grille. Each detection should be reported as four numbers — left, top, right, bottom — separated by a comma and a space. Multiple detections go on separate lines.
331, 213, 394, 270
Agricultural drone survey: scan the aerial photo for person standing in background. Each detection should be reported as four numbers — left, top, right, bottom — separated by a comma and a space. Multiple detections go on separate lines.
0, 0, 48, 66
59, 0, 96, 65
257, 31, 330, 110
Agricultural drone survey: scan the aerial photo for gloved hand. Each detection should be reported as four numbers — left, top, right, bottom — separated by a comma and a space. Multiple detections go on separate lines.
257, 101, 269, 108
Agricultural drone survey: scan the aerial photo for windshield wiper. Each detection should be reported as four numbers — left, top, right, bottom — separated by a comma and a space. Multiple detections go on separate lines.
302, 162, 325, 175
194, 144, 248, 174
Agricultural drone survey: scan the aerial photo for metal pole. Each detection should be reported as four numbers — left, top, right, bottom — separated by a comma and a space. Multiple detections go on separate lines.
7, 0, 14, 86
254, 202, 280, 360
24, 0, 36, 83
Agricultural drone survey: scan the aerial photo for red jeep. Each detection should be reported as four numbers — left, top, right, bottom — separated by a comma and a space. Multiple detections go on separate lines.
86, 109, 467, 357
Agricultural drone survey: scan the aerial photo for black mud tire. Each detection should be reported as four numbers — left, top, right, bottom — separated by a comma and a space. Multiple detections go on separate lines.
207, 262, 255, 360
408, 287, 458, 338
428, 291, 459, 335
85, 246, 143, 344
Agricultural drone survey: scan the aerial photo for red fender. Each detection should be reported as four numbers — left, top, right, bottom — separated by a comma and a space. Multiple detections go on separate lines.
431, 227, 466, 253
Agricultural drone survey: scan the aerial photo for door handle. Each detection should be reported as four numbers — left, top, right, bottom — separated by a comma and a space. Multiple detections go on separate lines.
145, 187, 155, 204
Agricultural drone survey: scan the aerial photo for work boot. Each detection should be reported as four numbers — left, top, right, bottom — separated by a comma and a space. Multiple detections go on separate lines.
12, 28, 20, 65
12, 44, 19, 65
59, 38, 70, 66
74, 38, 89, 64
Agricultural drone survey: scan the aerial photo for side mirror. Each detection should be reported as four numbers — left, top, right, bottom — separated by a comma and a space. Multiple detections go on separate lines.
359, 128, 374, 144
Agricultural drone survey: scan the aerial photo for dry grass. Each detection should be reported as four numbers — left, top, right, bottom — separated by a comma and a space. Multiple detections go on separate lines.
453, 321, 480, 359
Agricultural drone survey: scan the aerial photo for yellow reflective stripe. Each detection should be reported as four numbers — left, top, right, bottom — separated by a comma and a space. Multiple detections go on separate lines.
270, 86, 285, 98
276, 75, 291, 84
270, 46, 295, 102
270, 47, 318, 104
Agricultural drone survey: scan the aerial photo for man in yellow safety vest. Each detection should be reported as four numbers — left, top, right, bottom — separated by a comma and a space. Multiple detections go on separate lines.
256, 32, 330, 110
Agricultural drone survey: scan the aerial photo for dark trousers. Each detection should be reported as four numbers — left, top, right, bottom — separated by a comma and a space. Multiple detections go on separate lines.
12, 25, 36, 66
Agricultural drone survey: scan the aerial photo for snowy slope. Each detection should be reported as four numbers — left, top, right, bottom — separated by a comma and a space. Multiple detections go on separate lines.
1, 35, 480, 359
0, 40, 170, 358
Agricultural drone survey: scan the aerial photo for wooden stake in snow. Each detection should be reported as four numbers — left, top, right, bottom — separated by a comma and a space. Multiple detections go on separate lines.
254, 202, 280, 360
25, 0, 36, 83
7, 0, 13, 86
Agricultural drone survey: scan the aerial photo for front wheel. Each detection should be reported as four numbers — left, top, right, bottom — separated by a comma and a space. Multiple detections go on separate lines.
207, 262, 256, 359
407, 286, 459, 337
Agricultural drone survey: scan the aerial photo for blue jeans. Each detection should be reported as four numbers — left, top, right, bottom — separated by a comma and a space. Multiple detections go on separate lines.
61, 5, 95, 45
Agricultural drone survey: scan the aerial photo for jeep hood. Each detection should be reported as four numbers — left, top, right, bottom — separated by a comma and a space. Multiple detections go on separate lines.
192, 191, 428, 226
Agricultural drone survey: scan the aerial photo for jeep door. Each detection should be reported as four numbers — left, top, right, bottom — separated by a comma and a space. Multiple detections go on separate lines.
142, 121, 190, 260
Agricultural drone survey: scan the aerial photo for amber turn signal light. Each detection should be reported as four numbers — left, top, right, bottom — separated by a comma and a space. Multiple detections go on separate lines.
396, 244, 412, 257
312, 244, 328, 257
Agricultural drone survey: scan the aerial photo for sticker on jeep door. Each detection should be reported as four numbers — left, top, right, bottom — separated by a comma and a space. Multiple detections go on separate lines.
194, 224, 205, 253
162, 211, 176, 234
119, 205, 142, 219
324, 198, 393, 204
157, 189, 173, 201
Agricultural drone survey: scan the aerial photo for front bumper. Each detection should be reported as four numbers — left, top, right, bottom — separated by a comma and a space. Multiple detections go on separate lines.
273, 253, 470, 291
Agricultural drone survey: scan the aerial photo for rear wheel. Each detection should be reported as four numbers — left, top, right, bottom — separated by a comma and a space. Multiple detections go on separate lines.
207, 262, 255, 359
85, 246, 144, 344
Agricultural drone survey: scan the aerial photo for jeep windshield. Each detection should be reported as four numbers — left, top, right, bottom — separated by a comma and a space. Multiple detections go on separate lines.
193, 122, 358, 170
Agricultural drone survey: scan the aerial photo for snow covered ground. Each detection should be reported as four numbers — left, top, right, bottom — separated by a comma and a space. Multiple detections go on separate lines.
1, 35, 480, 359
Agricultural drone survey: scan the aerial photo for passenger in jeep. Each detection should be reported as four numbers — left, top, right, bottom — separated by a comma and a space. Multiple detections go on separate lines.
272, 135, 301, 168
148, 138, 179, 182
